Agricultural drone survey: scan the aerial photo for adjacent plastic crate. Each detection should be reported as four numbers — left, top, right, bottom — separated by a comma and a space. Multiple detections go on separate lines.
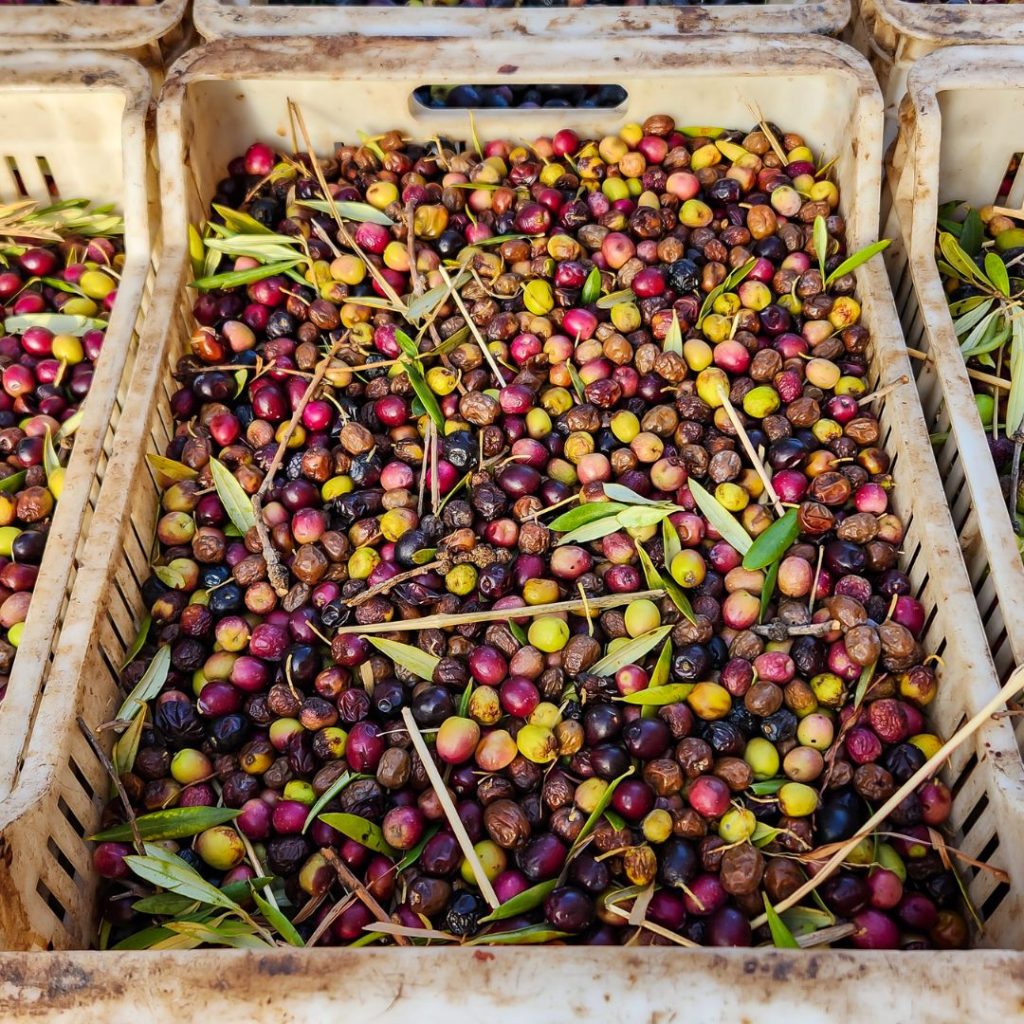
2, 37, 1022, 975
852, 0, 1024, 140
884, 46, 1024, 744
194, 0, 850, 40
0, 52, 156, 842
0, 0, 189, 67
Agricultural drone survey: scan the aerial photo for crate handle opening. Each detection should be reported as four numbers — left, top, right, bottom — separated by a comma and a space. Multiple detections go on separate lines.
410, 83, 628, 114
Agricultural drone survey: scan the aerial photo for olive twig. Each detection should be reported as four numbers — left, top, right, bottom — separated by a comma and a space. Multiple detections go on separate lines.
752, 663, 1024, 929
332, 589, 666, 635
401, 707, 500, 910
858, 375, 910, 407
76, 716, 144, 856
346, 560, 444, 608
437, 264, 506, 382
750, 618, 839, 641
719, 393, 784, 517
905, 347, 1012, 391
321, 848, 411, 946
306, 891, 358, 948
252, 334, 346, 595
603, 902, 700, 947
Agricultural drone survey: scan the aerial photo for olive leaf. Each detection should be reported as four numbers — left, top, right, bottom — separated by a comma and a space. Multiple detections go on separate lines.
91, 807, 242, 843
55, 408, 84, 444
192, 258, 303, 293
581, 266, 602, 305
686, 478, 752, 555
4, 313, 106, 336
146, 453, 198, 483
188, 224, 205, 278
697, 258, 756, 328
209, 458, 256, 536
649, 637, 672, 689
985, 252, 1010, 297
635, 544, 696, 625
715, 139, 748, 163
937, 233, 991, 291
663, 311, 683, 356
596, 288, 635, 310
570, 766, 634, 853
406, 271, 470, 323
759, 558, 780, 624
555, 515, 629, 547
302, 770, 356, 832
959, 207, 984, 257
120, 614, 151, 671
601, 483, 664, 506
211, 203, 275, 236
466, 926, 570, 945
394, 823, 440, 874
318, 812, 397, 857
478, 879, 558, 924
509, 621, 528, 646
567, 362, 586, 404
749, 778, 787, 795
251, 888, 304, 947
589, 625, 674, 676
117, 645, 171, 719
0, 471, 26, 494
297, 198, 394, 227
125, 848, 242, 912
458, 679, 473, 718
618, 683, 694, 706
952, 296, 995, 338
132, 893, 202, 916
365, 636, 439, 681
662, 517, 682, 571
153, 564, 187, 589
112, 703, 147, 781
813, 215, 829, 282
1008, 316, 1024, 437
616, 505, 674, 530
205, 234, 305, 264
742, 508, 799, 570
763, 894, 800, 949
825, 238, 891, 288
113, 926, 179, 951
781, 907, 835, 936
853, 660, 877, 710
548, 501, 627, 533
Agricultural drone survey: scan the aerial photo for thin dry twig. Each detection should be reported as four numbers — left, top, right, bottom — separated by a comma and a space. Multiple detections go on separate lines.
858, 375, 910, 407
307, 892, 357, 948
752, 665, 1024, 929
347, 560, 444, 608
401, 708, 500, 910
77, 716, 144, 855
332, 589, 666, 635
720, 395, 784, 517
322, 847, 411, 946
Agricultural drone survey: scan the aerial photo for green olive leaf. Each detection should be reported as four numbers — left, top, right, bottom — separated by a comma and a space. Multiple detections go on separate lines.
615, 506, 673, 530
318, 812, 397, 857
402, 356, 446, 432
90, 807, 242, 843
601, 483, 664, 506
635, 544, 696, 625
112, 703, 147, 782
952, 296, 995, 338
959, 207, 984, 257
781, 907, 835, 936
618, 683, 694, 706
3, 313, 107, 336
825, 239, 891, 288
0, 471, 26, 494
209, 458, 256, 536
985, 252, 1010, 297
192, 258, 302, 293
763, 894, 800, 949
548, 501, 627, 533
117, 645, 171, 719
365, 636, 440, 682
649, 637, 672, 689
125, 848, 241, 912
458, 679, 473, 718
743, 508, 800, 570
937, 233, 990, 290
42, 428, 59, 480
297, 198, 394, 227
749, 778, 787, 795
211, 204, 276, 236
509, 621, 528, 646
555, 515, 629, 547
478, 879, 558, 924
581, 266, 602, 305
1007, 315, 1024, 437
567, 362, 586, 404
589, 625, 674, 676
250, 887, 304, 947
596, 288, 634, 310
759, 558, 780, 625
55, 408, 84, 444
813, 215, 829, 282
153, 564, 186, 589
302, 771, 355, 833
662, 517, 682, 571
570, 767, 634, 853
686, 478, 752, 555
853, 660, 878, 710
663, 311, 683, 356
466, 926, 571, 946
120, 614, 151, 671
188, 224, 205, 278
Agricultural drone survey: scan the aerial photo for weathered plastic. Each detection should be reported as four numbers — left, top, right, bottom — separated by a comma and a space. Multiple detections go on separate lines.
0, 0, 189, 66
1, 39, 1021, 976
194, 0, 850, 40
884, 46, 1024, 754
852, 0, 1024, 141
0, 52, 154, 816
